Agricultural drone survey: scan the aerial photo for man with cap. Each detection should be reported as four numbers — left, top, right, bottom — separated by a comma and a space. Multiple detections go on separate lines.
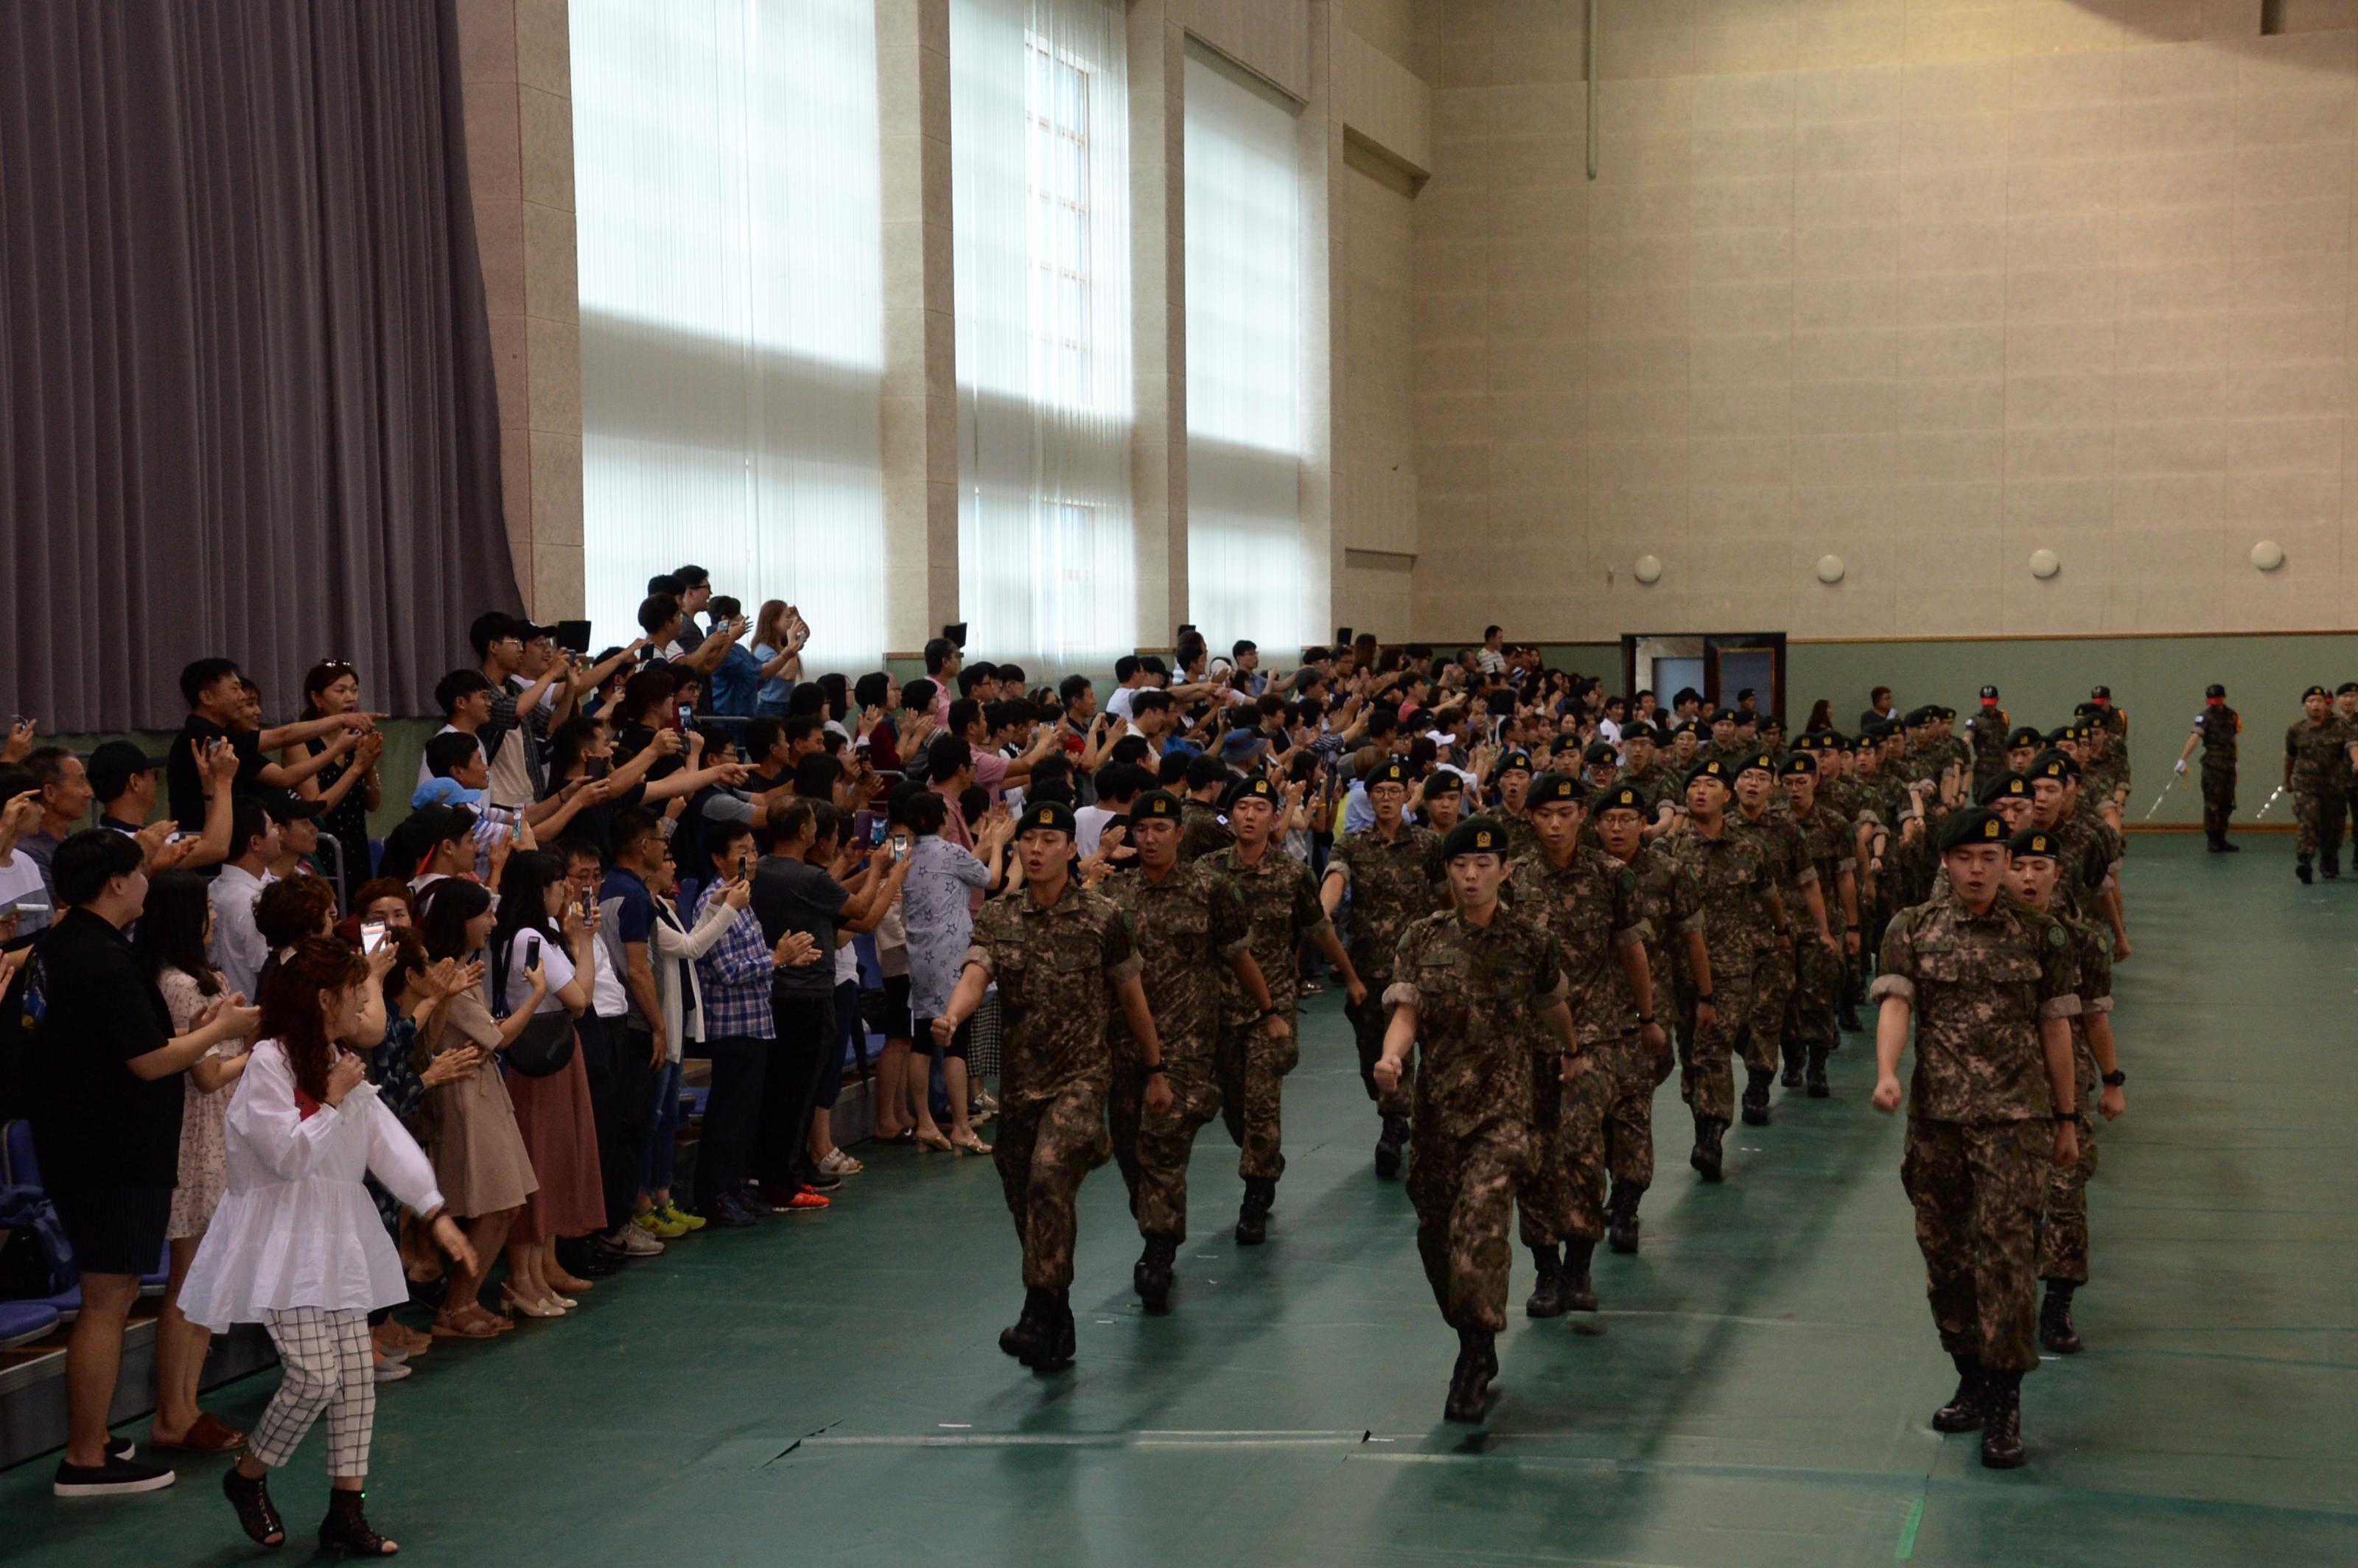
1416, 767, 1466, 836
90, 738, 237, 875
2175, 685, 2241, 852
2001, 825, 2127, 1357
2086, 684, 2125, 741
1730, 752, 1834, 1125
2284, 685, 2358, 881
1508, 774, 1664, 1317
1177, 752, 1237, 863
2004, 725, 2044, 780
1667, 756, 1783, 1180
1696, 709, 1740, 768
2023, 749, 2130, 959
2336, 682, 2358, 850
1579, 741, 1620, 801
1779, 754, 1858, 1096
1208, 776, 1365, 1244
931, 799, 1166, 1368
259, 786, 329, 885
1592, 783, 1707, 1251
1617, 722, 1676, 835
1978, 772, 2035, 836
1490, 749, 1541, 863
1967, 687, 2010, 797
1371, 816, 1578, 1424
1322, 759, 1447, 1178
1869, 805, 2083, 1470
2073, 707, 2130, 832
1107, 789, 1283, 1312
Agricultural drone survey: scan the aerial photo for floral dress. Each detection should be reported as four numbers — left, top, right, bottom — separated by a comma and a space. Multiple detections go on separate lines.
163, 967, 233, 1241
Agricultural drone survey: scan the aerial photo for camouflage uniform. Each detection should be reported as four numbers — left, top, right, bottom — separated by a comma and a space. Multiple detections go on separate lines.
965, 883, 1143, 1291
1208, 844, 1332, 1182
2040, 897, 2112, 1287
1870, 892, 2081, 1374
2046, 811, 2116, 911
2193, 704, 2238, 838
1966, 708, 2010, 797
1328, 823, 1447, 1119
1665, 827, 1775, 1129
1729, 807, 1817, 1082
1615, 843, 1696, 1191
1505, 849, 1648, 1249
1178, 797, 1235, 864
2285, 717, 2356, 864
1105, 860, 1253, 1242
1784, 799, 1855, 1073
1390, 908, 1567, 1332
1494, 811, 1542, 867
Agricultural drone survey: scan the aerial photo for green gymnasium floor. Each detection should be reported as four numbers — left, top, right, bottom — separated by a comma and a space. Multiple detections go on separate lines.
7, 834, 2355, 1567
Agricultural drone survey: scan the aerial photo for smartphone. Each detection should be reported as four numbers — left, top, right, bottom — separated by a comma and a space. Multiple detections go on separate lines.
869, 817, 889, 847
736, 853, 753, 883
553, 618, 592, 654
360, 920, 390, 956
579, 886, 597, 923
525, 934, 542, 971
675, 703, 693, 733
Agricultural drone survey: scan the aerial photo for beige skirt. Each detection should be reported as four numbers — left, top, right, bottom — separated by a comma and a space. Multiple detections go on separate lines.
428, 1060, 538, 1218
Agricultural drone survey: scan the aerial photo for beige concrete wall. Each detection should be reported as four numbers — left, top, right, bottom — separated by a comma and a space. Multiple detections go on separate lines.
455, 0, 583, 620
1413, 0, 2358, 645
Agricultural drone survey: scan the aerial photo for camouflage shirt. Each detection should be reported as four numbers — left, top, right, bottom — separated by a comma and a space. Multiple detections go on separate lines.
1869, 890, 2080, 1123
1326, 823, 1446, 981
965, 881, 1142, 1101
2285, 718, 2356, 793
1208, 844, 1332, 1024
1387, 906, 1567, 1136
2045, 811, 2117, 902
1105, 859, 1253, 1063
1664, 827, 1775, 978
1730, 807, 1819, 945
1966, 709, 2009, 780
1506, 848, 1648, 1046
2193, 704, 2238, 766
1794, 798, 1858, 897
1178, 798, 1235, 864
1494, 811, 1543, 866
1619, 841, 1701, 996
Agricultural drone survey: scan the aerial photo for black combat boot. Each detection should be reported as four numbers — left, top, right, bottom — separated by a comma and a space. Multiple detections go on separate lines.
2298, 856, 2315, 883
1444, 1326, 1495, 1423
1234, 1178, 1273, 1245
998, 1288, 1054, 1362
2326, 850, 2343, 880
1373, 1114, 1409, 1180
1740, 1068, 1774, 1126
1024, 1291, 1077, 1371
2039, 1280, 2082, 1354
1806, 1043, 1831, 1098
1931, 1353, 1985, 1432
1690, 1118, 1726, 1183
1606, 1183, 1642, 1253
2206, 831, 2226, 853
1525, 1245, 1567, 1318
1780, 1037, 1803, 1089
1135, 1237, 1178, 1312
1561, 1240, 1599, 1312
1978, 1370, 2026, 1469
2219, 835, 2240, 853
1837, 987, 1863, 1034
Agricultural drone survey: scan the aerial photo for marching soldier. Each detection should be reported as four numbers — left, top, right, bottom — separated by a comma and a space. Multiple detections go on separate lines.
1107, 790, 1284, 1313
1371, 817, 1578, 1424
1779, 753, 1859, 1096
1321, 760, 1446, 1179
2174, 685, 2240, 852
1869, 807, 2084, 1470
1177, 755, 1236, 863
1966, 686, 2010, 797
1730, 752, 1834, 1125
1666, 757, 1785, 1180
2284, 685, 2358, 883
1491, 749, 1541, 863
2023, 750, 2131, 960
932, 800, 1166, 1370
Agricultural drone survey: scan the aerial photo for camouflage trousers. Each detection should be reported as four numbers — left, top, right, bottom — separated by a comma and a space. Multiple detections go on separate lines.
1780, 937, 1842, 1067
1514, 1043, 1612, 1248
1676, 967, 1755, 1127
993, 1078, 1112, 1292
2038, 1056, 2102, 1284
1110, 1038, 1223, 1243
2295, 786, 2344, 860
1346, 987, 1414, 1119
2200, 763, 2235, 836
1746, 945, 1793, 1075
1602, 1029, 1674, 1191
1407, 1116, 1536, 1333
1217, 1010, 1301, 1183
1900, 1116, 2049, 1374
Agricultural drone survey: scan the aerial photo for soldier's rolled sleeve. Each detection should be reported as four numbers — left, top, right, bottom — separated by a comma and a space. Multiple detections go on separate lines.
2039, 993, 2083, 1022
1382, 980, 1421, 1009
1290, 869, 1332, 939
1105, 951, 1144, 986
1836, 854, 1858, 875
2082, 994, 2113, 1015
1216, 934, 1252, 959
1869, 918, 1916, 1004
1794, 865, 1819, 886
960, 944, 996, 980
1300, 914, 1335, 941
1674, 910, 1706, 935
1612, 920, 1649, 950
1867, 973, 1914, 1005
1323, 857, 1351, 889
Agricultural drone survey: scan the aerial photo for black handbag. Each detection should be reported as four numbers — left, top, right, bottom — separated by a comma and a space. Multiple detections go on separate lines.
489, 937, 577, 1078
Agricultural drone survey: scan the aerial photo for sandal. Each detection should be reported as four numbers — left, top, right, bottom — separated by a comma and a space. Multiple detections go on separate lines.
430, 1307, 501, 1339
500, 1287, 565, 1320
320, 1488, 397, 1556
224, 1463, 286, 1548
153, 1410, 247, 1453
951, 1132, 993, 1156
817, 1149, 864, 1176
915, 1129, 953, 1153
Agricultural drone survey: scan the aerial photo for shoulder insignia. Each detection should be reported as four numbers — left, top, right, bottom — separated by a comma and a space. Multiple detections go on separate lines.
2046, 923, 2067, 950
1619, 869, 1637, 895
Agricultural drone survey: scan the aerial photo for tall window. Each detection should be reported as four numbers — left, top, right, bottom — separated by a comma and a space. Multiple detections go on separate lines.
573, 0, 884, 669
1184, 46, 1304, 653
952, 0, 1134, 670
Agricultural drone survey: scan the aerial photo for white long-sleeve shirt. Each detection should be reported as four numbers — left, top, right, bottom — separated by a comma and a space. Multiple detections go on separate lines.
176, 1040, 444, 1331
206, 864, 276, 1000
651, 892, 738, 1060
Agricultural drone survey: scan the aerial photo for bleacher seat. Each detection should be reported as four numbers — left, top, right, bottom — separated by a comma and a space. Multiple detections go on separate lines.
0, 1301, 58, 1349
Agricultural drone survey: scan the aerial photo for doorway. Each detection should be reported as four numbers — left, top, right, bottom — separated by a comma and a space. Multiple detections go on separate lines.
1622, 632, 1788, 718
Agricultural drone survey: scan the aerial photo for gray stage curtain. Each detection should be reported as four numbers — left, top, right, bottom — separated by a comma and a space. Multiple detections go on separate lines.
0, 0, 519, 732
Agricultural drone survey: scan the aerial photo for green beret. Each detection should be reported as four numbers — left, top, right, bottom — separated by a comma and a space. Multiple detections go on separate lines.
2026, 748, 2077, 781
1686, 757, 1732, 788
1130, 789, 1181, 820
1977, 771, 2032, 804
1582, 741, 1618, 766
2306, 684, 2330, 700
2007, 826, 2062, 860
1594, 783, 1646, 816
1498, 749, 1534, 775
2007, 726, 2046, 750
1421, 769, 1464, 797
1936, 806, 2009, 853
1231, 775, 1279, 804
1016, 799, 1077, 839
1440, 817, 1508, 860
1905, 705, 1939, 725
1822, 732, 1851, 751
1530, 771, 1586, 808
1779, 752, 1816, 777
1370, 760, 1412, 789
1735, 750, 1776, 777
1623, 721, 1659, 743
1758, 713, 1785, 732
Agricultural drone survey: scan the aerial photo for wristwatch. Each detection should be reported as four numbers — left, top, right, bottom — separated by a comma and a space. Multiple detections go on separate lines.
2100, 1069, 2126, 1088
2052, 1108, 2079, 1121
1144, 1063, 1167, 1076
1694, 992, 1714, 1004
1637, 1014, 1656, 1026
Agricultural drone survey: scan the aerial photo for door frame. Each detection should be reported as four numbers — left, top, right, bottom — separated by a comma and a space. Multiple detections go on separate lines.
1621, 631, 1788, 718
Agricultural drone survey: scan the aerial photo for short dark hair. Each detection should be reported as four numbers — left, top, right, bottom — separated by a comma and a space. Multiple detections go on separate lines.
948, 698, 982, 736
622, 668, 679, 725
1140, 656, 1168, 678
783, 715, 822, 750
1233, 639, 1257, 657
611, 808, 663, 863
926, 735, 972, 785
1157, 751, 1191, 786
1059, 673, 1094, 703
554, 836, 604, 872
435, 668, 494, 716
1131, 690, 1172, 716
229, 797, 272, 861
54, 827, 145, 907
1114, 655, 1142, 684
1109, 735, 1150, 767
646, 572, 685, 598
900, 677, 938, 713
638, 593, 682, 636
469, 610, 522, 658
424, 731, 481, 778
1484, 625, 1502, 639
923, 637, 957, 675
704, 820, 756, 868
24, 745, 74, 794
764, 797, 816, 849
180, 657, 242, 709
742, 716, 784, 762
708, 594, 742, 621
1096, 763, 1151, 804
900, 787, 948, 836
672, 563, 710, 589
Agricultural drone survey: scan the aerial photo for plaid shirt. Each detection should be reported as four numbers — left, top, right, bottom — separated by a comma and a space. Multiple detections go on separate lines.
690, 881, 776, 1039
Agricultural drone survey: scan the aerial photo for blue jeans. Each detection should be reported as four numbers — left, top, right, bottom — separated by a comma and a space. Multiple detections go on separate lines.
642, 1059, 684, 1195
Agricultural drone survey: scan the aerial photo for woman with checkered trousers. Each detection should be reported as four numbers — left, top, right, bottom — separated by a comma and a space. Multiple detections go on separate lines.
178, 937, 479, 1556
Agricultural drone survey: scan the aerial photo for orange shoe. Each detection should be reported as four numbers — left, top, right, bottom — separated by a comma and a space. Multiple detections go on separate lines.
784, 1186, 831, 1211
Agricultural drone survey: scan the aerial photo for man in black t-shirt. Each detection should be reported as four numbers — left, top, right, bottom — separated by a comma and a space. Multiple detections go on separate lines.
27, 831, 258, 1497
165, 657, 366, 846
749, 800, 850, 1205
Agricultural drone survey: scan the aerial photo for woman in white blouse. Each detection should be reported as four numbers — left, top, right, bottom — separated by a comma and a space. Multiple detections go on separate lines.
181, 937, 476, 1558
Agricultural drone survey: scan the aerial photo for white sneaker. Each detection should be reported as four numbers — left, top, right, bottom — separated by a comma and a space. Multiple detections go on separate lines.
373, 1358, 412, 1383
613, 1223, 665, 1257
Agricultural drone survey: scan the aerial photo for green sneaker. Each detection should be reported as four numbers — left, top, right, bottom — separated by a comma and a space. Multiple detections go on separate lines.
635, 1208, 690, 1240
658, 1200, 705, 1233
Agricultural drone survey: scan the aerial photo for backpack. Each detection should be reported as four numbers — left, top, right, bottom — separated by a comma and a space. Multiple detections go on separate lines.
0, 937, 50, 1124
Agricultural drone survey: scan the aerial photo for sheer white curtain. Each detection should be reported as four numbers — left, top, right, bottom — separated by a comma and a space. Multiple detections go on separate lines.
1183, 47, 1304, 654
951, 0, 1135, 671
573, 0, 884, 670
